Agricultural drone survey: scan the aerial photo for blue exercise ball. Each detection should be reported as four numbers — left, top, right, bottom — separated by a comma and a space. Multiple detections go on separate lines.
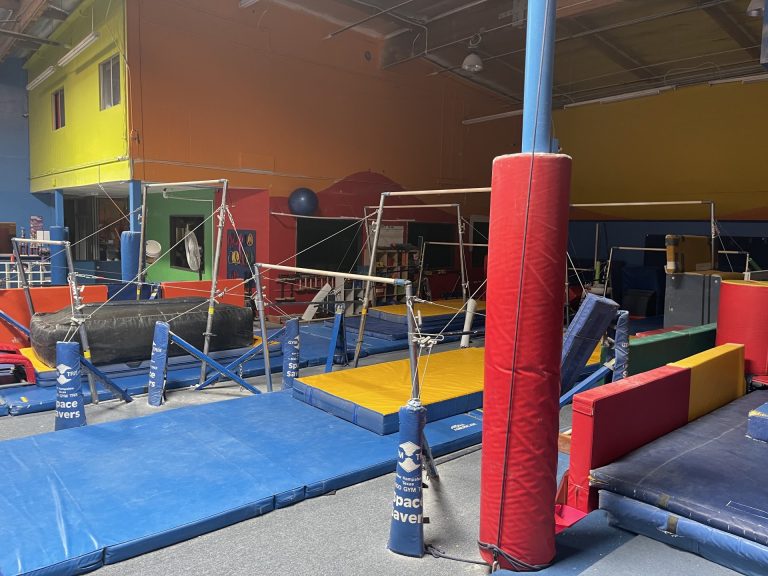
288, 187, 319, 216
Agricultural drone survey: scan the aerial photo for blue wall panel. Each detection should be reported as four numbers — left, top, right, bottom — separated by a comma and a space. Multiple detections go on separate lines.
0, 58, 52, 235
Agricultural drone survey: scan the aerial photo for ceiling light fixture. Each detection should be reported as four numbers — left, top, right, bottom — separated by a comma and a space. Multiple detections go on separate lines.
461, 53, 484, 73
708, 72, 768, 85
462, 109, 523, 125
461, 33, 484, 73
57, 31, 99, 67
26, 66, 56, 91
564, 86, 675, 109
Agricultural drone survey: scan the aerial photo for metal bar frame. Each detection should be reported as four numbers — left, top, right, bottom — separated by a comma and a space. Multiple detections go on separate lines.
13, 237, 101, 403
169, 331, 260, 395
80, 357, 133, 403
198, 180, 228, 385
254, 267, 273, 392
11, 240, 34, 315
0, 310, 30, 337
355, 198, 473, 366
572, 200, 717, 268
136, 183, 149, 299
126, 179, 228, 383
196, 327, 284, 391
255, 264, 420, 400
381, 188, 491, 197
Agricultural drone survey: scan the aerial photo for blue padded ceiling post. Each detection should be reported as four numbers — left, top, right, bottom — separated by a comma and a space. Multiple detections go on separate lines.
282, 318, 300, 389
147, 321, 170, 407
128, 180, 141, 233
53, 189, 64, 227
521, 0, 557, 153
50, 190, 68, 285
54, 341, 87, 430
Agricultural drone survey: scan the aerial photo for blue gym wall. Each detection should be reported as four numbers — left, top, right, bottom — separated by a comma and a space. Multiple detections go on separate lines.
0, 58, 53, 237
569, 221, 768, 268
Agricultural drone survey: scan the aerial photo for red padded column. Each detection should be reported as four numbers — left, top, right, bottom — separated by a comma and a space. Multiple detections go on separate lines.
716, 281, 768, 375
479, 153, 571, 570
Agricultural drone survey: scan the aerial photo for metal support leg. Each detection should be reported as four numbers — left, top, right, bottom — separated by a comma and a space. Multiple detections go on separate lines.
254, 267, 273, 392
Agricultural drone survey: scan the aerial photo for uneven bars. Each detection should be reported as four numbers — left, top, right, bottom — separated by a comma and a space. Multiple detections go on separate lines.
571, 201, 713, 208
364, 204, 460, 210
270, 212, 415, 222
255, 263, 409, 286
427, 241, 488, 247
12, 238, 68, 246
383, 188, 491, 197
572, 200, 717, 267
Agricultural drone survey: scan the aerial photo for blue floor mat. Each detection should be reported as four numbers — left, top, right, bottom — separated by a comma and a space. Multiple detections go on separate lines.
0, 328, 343, 417
0, 392, 483, 575
300, 323, 409, 355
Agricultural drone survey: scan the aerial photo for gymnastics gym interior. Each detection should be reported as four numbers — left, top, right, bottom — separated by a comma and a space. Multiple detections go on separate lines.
1, 1, 768, 575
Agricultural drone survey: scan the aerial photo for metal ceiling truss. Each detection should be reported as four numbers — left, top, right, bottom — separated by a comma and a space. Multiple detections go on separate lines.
0, 0, 52, 62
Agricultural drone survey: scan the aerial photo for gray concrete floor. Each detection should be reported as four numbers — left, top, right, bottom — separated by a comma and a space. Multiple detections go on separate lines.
0, 342, 742, 576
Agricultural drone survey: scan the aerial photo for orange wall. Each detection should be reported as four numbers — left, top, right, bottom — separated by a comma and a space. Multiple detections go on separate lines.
126, 0, 515, 197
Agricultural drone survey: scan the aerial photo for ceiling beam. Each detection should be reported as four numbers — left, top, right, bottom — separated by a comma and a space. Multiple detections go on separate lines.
381, 0, 625, 67
559, 17, 656, 81
0, 26, 61, 45
703, 4, 761, 61
0, 0, 20, 10
43, 4, 70, 21
382, 0, 732, 69
0, 0, 51, 63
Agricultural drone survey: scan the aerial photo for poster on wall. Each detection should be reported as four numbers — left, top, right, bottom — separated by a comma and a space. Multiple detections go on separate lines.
377, 225, 405, 248
29, 216, 43, 239
226, 229, 256, 280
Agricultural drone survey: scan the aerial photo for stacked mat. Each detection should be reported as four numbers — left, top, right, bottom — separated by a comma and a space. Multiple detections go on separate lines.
595, 392, 768, 576
293, 347, 485, 434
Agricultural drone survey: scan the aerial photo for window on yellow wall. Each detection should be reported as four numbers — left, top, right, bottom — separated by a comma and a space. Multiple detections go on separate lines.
99, 54, 120, 110
52, 88, 65, 130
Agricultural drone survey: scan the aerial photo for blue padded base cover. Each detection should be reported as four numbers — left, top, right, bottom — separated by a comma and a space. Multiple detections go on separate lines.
593, 391, 768, 548
0, 392, 482, 576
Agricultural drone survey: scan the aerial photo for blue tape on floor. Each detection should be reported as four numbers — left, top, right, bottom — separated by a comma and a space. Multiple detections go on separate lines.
0, 392, 482, 576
